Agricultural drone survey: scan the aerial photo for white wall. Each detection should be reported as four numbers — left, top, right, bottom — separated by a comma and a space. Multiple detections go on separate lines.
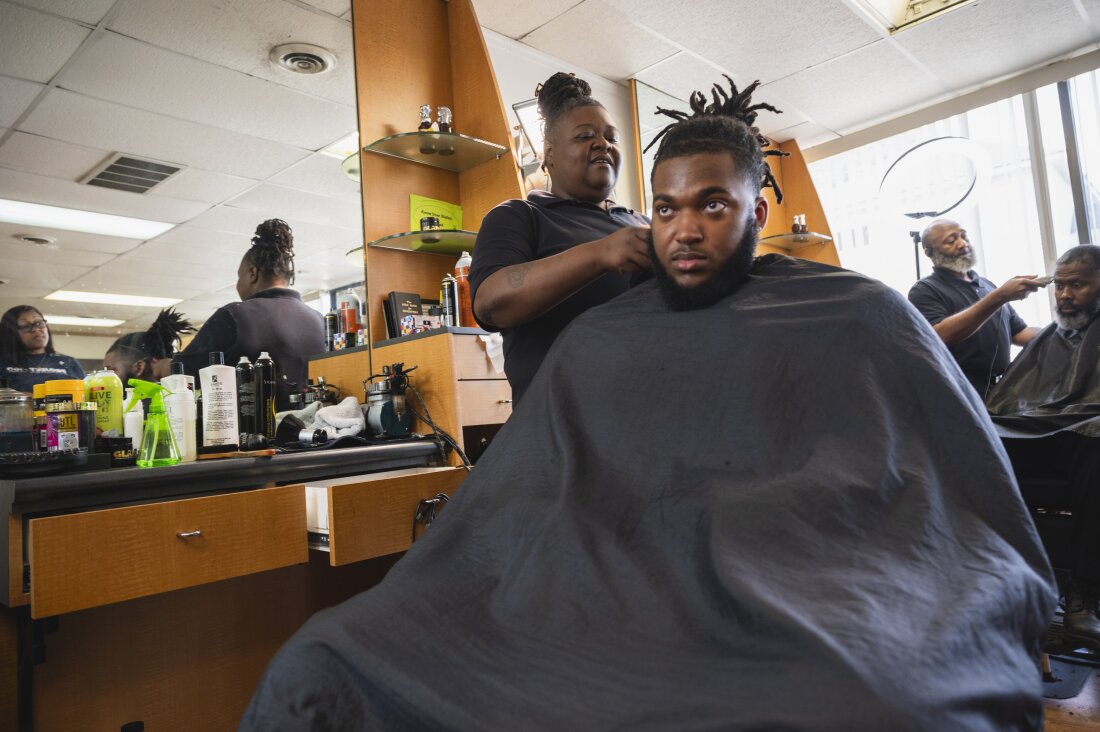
482, 29, 642, 212
51, 334, 117, 361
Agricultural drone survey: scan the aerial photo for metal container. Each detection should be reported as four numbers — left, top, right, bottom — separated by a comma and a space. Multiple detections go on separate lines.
0, 384, 34, 454
441, 274, 458, 327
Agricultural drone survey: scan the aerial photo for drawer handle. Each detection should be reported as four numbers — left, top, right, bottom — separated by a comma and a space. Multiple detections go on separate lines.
497, 399, 512, 404
176, 530, 202, 539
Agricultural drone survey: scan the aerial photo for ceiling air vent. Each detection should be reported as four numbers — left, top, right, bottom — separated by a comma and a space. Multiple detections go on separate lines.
269, 43, 337, 75
80, 154, 184, 194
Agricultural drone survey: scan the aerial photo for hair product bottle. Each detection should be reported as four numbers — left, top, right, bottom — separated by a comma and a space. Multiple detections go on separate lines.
254, 352, 277, 439
454, 251, 474, 327
85, 369, 124, 437
162, 364, 197, 463
198, 352, 239, 448
236, 356, 256, 435
123, 387, 144, 453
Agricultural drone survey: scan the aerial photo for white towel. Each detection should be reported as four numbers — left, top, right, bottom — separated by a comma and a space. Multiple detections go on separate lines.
313, 396, 366, 438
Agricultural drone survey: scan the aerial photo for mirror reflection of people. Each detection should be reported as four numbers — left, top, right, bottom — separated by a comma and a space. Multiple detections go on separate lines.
907, 220, 1044, 397
0, 305, 84, 392
103, 308, 193, 383
241, 77, 1053, 731
987, 244, 1100, 651
470, 71, 651, 405
166, 219, 324, 410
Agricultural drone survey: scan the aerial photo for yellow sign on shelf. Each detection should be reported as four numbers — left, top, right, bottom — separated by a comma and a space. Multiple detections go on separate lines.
410, 194, 462, 232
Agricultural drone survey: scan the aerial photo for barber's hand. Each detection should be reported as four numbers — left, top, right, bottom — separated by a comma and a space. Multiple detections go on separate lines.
597, 226, 652, 275
995, 275, 1044, 303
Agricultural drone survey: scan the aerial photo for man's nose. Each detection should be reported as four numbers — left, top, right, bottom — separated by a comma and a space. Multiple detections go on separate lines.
673, 213, 703, 243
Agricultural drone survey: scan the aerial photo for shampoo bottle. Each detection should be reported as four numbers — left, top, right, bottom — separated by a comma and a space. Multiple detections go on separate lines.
162, 363, 197, 462
126, 379, 179, 467
123, 387, 144, 453
85, 369, 124, 436
254, 352, 277, 438
199, 352, 239, 449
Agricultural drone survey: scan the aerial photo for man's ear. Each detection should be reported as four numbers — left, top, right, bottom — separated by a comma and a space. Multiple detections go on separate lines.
132, 359, 147, 377
754, 196, 769, 230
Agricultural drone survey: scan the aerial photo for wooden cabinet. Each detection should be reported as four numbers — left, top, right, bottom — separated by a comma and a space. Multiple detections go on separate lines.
27, 485, 307, 618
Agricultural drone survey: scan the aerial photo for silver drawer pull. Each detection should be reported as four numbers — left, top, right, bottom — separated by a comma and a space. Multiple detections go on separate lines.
176, 530, 202, 539
497, 399, 512, 404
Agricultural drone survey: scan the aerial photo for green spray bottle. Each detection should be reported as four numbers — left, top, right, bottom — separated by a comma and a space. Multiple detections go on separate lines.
125, 379, 180, 467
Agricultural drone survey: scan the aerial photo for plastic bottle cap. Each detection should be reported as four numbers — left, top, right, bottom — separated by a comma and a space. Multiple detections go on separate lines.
209, 352, 225, 365
238, 356, 251, 365
171, 361, 185, 375
258, 351, 271, 360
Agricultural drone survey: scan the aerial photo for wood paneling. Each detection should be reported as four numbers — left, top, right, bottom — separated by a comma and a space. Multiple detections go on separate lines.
308, 348, 372, 403
327, 467, 467, 565
452, 333, 506, 380
456, 379, 513, 427
757, 139, 840, 266
31, 551, 400, 731
366, 245, 457, 345
29, 485, 307, 617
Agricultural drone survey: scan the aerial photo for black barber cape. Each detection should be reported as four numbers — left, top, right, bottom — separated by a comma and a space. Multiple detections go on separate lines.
986, 318, 1100, 438
242, 256, 1054, 731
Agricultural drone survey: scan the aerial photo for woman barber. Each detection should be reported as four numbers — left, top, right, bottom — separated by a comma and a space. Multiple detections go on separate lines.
166, 219, 324, 410
0, 305, 84, 392
470, 72, 651, 405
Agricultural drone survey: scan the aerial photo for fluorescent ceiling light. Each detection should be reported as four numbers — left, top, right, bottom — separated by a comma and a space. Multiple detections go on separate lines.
849, 0, 977, 33
0, 199, 175, 239
43, 315, 125, 327
46, 290, 181, 307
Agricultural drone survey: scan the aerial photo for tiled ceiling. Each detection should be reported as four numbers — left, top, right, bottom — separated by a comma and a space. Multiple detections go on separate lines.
1, 0, 1099, 342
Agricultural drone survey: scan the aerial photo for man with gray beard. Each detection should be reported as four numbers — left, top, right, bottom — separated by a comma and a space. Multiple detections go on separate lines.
908, 219, 1044, 396
987, 244, 1100, 652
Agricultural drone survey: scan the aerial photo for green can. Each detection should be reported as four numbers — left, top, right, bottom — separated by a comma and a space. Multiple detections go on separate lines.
85, 369, 124, 437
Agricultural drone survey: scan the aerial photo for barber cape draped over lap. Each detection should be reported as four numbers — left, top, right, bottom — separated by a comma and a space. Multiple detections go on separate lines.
241, 255, 1054, 731
986, 319, 1100, 437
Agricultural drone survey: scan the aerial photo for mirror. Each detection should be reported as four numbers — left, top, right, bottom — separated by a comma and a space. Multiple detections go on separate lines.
632, 79, 689, 216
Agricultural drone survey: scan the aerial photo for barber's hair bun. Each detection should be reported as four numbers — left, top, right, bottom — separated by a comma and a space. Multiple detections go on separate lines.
536, 72, 592, 121
249, 218, 295, 282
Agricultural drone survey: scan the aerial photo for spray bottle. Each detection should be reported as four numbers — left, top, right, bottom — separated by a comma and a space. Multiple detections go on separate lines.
125, 379, 180, 468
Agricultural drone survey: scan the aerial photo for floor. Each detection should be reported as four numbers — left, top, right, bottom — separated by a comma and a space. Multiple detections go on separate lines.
1045, 667, 1100, 730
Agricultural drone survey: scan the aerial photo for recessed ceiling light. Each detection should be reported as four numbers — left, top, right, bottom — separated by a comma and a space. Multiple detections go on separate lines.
45, 290, 181, 307
849, 0, 977, 34
0, 199, 175, 239
269, 43, 336, 75
43, 315, 126, 327
320, 131, 360, 159
15, 234, 58, 248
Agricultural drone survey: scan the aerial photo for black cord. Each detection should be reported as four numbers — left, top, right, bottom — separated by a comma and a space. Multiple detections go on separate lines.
411, 492, 450, 543
408, 383, 473, 469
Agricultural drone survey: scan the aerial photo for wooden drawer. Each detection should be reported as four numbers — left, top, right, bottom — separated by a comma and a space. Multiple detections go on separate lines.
28, 485, 307, 618
452, 334, 505, 380
308, 467, 467, 566
457, 379, 512, 426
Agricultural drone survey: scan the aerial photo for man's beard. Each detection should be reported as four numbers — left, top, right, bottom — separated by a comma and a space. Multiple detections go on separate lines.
648, 217, 758, 311
1055, 290, 1100, 331
929, 248, 976, 274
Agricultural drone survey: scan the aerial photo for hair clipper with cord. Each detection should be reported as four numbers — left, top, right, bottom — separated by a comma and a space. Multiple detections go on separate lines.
363, 363, 416, 438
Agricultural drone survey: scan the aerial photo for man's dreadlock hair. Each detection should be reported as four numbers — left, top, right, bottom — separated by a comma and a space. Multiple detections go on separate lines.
645, 76, 788, 203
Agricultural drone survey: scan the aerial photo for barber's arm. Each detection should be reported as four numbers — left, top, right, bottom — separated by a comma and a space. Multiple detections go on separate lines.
930, 276, 1044, 346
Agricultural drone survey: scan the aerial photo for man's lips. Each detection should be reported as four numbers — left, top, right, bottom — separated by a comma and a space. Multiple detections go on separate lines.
671, 251, 705, 272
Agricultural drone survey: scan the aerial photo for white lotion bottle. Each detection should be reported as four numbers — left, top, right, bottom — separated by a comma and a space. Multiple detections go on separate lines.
198, 352, 239, 449
162, 366, 197, 462
123, 387, 144, 453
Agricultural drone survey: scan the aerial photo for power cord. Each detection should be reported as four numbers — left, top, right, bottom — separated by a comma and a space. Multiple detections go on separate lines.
408, 383, 473, 470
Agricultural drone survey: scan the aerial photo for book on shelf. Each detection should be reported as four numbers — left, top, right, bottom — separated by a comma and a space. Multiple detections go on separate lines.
387, 291, 423, 338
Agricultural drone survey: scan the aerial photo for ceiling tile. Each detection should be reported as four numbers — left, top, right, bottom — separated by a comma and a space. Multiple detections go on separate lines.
0, 3, 90, 83
58, 31, 357, 150
472, 0, 580, 39
225, 183, 361, 229
138, 224, 251, 254
184, 206, 360, 255
15, 0, 117, 24
297, 0, 351, 18
0, 76, 45, 127
21, 89, 311, 179
0, 131, 107, 180
524, 1, 679, 82
63, 268, 207, 300
893, 0, 1097, 93
0, 239, 116, 268
106, 0, 355, 106
295, 246, 362, 288
769, 121, 838, 147
634, 52, 739, 104
0, 167, 211, 224
149, 168, 257, 205
0, 221, 141, 255
764, 40, 948, 134
0, 258, 94, 290
269, 153, 361, 201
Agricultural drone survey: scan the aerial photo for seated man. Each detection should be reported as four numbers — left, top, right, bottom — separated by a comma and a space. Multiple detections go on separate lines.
987, 244, 1100, 651
242, 78, 1054, 730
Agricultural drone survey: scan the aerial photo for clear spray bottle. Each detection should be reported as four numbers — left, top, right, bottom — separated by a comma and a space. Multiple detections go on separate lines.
125, 379, 180, 468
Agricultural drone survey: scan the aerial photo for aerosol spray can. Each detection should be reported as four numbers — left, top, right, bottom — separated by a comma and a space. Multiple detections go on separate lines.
441, 274, 458, 327
323, 311, 339, 352
236, 356, 256, 435
254, 351, 277, 438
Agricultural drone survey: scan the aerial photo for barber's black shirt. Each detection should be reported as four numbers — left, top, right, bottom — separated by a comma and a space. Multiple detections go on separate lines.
469, 191, 649, 405
908, 268, 1027, 397
175, 288, 325, 410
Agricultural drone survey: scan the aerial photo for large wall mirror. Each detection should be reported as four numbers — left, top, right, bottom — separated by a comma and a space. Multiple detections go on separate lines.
0, 0, 366, 372
632, 79, 688, 216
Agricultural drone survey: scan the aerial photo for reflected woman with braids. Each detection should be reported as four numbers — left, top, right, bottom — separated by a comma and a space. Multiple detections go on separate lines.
470, 71, 652, 405
167, 219, 325, 410
104, 308, 193, 383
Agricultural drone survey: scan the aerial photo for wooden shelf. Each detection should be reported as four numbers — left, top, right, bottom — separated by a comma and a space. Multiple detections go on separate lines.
362, 131, 506, 173
760, 231, 833, 250
348, 229, 477, 260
